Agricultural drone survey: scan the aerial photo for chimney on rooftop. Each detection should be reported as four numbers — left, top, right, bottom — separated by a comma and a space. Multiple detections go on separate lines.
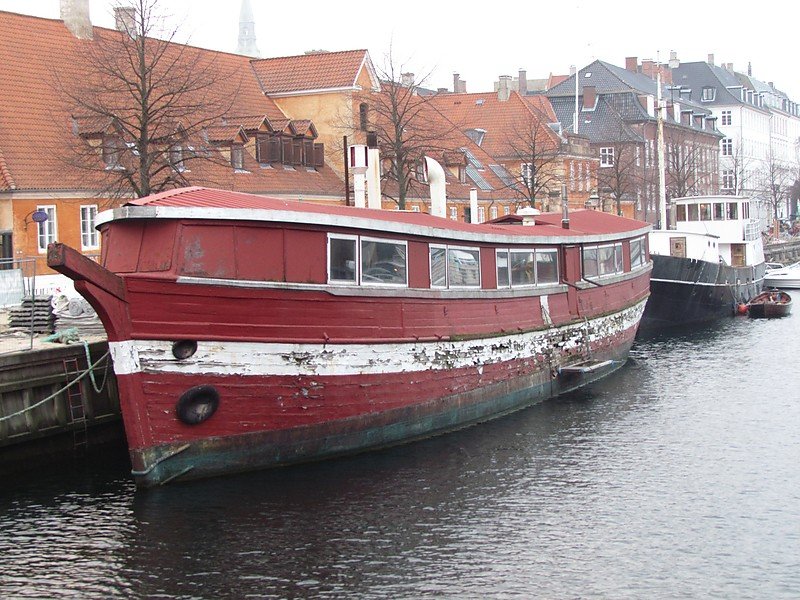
498, 75, 512, 102
518, 69, 528, 96
114, 6, 136, 36
749, 62, 753, 76
625, 57, 638, 73
401, 72, 415, 88
668, 50, 679, 69
60, 0, 92, 40
707, 53, 715, 66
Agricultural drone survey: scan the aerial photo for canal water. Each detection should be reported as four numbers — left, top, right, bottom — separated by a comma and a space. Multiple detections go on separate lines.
2, 310, 799, 599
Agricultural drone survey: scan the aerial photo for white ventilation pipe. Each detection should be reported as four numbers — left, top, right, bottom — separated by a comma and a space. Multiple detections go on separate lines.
424, 156, 447, 218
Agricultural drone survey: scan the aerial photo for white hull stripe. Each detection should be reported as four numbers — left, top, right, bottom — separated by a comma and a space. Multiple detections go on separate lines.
108, 299, 646, 377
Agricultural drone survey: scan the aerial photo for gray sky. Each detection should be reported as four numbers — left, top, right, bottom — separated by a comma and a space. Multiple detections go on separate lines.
1, 0, 798, 99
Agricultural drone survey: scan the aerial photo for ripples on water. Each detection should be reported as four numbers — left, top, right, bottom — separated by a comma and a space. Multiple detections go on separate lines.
2, 313, 800, 599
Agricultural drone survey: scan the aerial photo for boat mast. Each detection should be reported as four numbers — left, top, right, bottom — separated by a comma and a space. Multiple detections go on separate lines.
656, 67, 668, 230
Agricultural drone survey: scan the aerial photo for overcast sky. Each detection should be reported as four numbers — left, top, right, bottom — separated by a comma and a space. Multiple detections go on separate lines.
1, 0, 798, 99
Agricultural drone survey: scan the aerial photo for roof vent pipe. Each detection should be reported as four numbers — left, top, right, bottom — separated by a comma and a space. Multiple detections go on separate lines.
425, 156, 447, 218
469, 188, 479, 223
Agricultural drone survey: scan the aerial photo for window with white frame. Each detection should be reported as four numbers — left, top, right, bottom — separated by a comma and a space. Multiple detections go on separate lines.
503, 248, 560, 287
721, 110, 732, 126
582, 243, 623, 278
430, 245, 480, 288
490, 206, 498, 220
722, 169, 734, 190
361, 237, 407, 285
503, 205, 510, 215
721, 138, 733, 156
80, 205, 99, 250
231, 145, 245, 171
521, 162, 533, 186
701, 87, 716, 102
600, 147, 614, 167
36, 205, 57, 252
328, 234, 358, 283
478, 206, 485, 223
449, 206, 458, 220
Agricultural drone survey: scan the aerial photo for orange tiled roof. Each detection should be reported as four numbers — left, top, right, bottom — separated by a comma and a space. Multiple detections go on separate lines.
206, 125, 248, 143
250, 49, 373, 94
0, 11, 343, 197
428, 91, 562, 160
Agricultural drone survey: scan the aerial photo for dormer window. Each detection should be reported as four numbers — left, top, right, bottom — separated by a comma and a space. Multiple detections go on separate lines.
170, 145, 186, 172
102, 135, 124, 170
231, 145, 245, 170
701, 87, 716, 102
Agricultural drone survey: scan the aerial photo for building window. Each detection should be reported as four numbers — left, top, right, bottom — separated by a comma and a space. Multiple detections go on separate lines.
490, 206, 498, 220
721, 110, 732, 126
721, 138, 733, 156
359, 103, 369, 131
231, 145, 245, 171
521, 162, 533, 186
478, 206, 485, 223
600, 147, 614, 167
701, 87, 716, 102
170, 146, 186, 172
722, 169, 734, 190
503, 205, 510, 215
36, 205, 57, 253
80, 205, 98, 250
449, 206, 458, 220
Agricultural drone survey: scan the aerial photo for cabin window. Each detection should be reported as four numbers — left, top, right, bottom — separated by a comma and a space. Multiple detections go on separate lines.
429, 245, 480, 288
699, 203, 712, 221
727, 203, 738, 220
496, 250, 510, 287
688, 204, 699, 221
80, 205, 99, 250
361, 238, 407, 286
676, 205, 687, 221
583, 243, 623, 278
508, 248, 559, 286
328, 235, 358, 284
36, 205, 57, 253
430, 245, 448, 287
448, 247, 480, 287
536, 249, 559, 284
713, 203, 725, 220
630, 236, 646, 269
743, 202, 749, 219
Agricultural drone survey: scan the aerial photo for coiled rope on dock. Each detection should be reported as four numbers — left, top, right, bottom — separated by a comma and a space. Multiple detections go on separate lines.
0, 348, 111, 423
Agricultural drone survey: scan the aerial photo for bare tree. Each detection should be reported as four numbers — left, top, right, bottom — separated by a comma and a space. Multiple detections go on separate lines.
56, 0, 240, 199
758, 150, 794, 234
596, 131, 643, 216
355, 55, 458, 210
664, 128, 711, 199
503, 110, 563, 210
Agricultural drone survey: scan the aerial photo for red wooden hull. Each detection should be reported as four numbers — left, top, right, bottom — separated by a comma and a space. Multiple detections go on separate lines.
47, 187, 652, 486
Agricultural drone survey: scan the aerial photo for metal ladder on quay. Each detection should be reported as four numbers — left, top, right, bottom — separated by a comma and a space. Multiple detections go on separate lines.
62, 357, 88, 450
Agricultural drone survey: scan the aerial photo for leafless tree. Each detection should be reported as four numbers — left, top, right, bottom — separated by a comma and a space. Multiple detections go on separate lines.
596, 131, 643, 216
503, 110, 563, 210
664, 128, 712, 199
354, 54, 458, 210
55, 0, 240, 199
757, 150, 794, 232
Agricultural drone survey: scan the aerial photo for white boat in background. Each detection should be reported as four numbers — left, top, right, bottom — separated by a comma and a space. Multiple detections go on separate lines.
764, 261, 800, 289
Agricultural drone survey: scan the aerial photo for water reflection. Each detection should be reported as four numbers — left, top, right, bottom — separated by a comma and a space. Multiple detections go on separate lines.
2, 312, 800, 598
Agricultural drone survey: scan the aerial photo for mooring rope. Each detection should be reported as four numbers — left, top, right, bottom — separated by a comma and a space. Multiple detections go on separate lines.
0, 349, 111, 423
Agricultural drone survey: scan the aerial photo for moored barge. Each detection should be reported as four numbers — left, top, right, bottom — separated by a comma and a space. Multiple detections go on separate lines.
49, 186, 652, 486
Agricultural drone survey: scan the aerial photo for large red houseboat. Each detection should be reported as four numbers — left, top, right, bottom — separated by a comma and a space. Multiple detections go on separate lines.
49, 186, 651, 487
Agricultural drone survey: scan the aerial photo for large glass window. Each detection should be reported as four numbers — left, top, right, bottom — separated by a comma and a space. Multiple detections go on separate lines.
361, 238, 407, 285
688, 204, 699, 220
511, 250, 536, 285
328, 235, 357, 283
676, 204, 687, 221
727, 203, 739, 220
584, 243, 623, 278
536, 249, 558, 284
713, 203, 725, 220
699, 203, 712, 221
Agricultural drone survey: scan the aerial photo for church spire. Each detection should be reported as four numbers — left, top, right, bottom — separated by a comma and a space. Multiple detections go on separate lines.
237, 0, 259, 57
